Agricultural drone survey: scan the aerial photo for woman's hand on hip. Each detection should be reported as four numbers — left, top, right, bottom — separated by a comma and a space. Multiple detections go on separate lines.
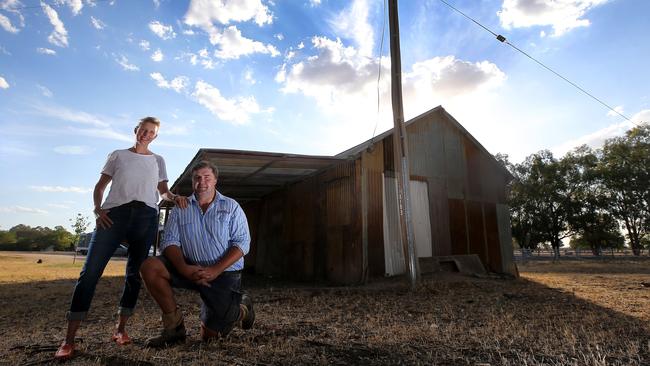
94, 208, 113, 229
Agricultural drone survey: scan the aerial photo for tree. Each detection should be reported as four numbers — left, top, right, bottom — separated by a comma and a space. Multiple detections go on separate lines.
510, 150, 581, 258
70, 213, 91, 251
598, 124, 650, 255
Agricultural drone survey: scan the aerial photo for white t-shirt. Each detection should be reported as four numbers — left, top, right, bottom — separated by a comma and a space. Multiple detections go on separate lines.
100, 149, 168, 211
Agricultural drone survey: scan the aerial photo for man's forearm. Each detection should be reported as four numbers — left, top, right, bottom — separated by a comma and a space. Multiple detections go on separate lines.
163, 245, 191, 274
207, 246, 244, 275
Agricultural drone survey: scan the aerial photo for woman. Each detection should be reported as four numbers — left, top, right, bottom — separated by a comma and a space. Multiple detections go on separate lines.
55, 117, 188, 360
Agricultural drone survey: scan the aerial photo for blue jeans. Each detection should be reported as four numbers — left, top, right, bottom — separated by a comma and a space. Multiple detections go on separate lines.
67, 201, 158, 321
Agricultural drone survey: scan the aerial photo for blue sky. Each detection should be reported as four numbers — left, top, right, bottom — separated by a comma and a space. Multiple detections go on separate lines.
1, 0, 648, 230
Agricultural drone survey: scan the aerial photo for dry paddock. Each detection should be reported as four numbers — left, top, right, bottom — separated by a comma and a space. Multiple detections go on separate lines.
0, 252, 649, 366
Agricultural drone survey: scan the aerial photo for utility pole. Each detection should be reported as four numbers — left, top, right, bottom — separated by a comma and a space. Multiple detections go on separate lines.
388, 0, 419, 288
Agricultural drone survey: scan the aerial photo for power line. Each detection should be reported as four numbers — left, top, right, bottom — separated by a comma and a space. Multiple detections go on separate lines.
436, 0, 643, 127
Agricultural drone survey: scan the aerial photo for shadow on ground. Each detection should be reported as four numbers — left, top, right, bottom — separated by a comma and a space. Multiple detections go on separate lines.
1, 264, 649, 365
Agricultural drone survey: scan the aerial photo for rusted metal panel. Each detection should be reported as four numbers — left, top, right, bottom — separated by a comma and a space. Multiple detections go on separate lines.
464, 138, 483, 201
448, 199, 468, 255
253, 193, 285, 275
443, 127, 466, 200
483, 202, 502, 272
324, 160, 362, 283
406, 117, 445, 179
467, 200, 488, 265
361, 143, 386, 278
286, 179, 318, 280
428, 177, 451, 256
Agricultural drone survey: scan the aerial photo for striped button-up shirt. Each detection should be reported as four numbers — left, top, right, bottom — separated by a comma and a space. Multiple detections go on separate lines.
160, 191, 250, 270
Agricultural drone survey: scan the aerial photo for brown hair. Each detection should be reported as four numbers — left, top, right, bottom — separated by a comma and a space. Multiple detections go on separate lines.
191, 160, 219, 180
134, 116, 161, 133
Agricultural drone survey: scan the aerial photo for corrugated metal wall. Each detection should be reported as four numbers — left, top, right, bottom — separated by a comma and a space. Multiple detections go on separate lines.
247, 159, 363, 283
370, 108, 514, 275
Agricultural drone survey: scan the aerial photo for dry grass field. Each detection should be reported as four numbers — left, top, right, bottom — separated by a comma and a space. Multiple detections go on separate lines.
1, 252, 649, 366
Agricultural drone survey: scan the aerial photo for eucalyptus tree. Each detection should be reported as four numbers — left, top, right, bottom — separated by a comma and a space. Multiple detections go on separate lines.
598, 124, 650, 255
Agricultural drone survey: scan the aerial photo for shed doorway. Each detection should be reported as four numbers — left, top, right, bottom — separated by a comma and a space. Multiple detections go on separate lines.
382, 175, 432, 276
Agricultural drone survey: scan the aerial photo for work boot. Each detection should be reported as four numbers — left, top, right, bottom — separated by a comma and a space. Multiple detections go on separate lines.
240, 294, 255, 330
144, 322, 186, 348
145, 308, 186, 348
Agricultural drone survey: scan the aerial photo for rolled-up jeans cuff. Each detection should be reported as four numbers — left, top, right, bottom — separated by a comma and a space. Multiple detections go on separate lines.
118, 307, 134, 317
66, 311, 87, 321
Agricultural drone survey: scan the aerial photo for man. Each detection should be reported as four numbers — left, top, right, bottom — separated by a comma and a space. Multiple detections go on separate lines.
140, 160, 254, 347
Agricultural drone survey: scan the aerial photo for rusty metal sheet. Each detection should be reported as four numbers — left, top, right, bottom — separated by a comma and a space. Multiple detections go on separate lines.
448, 198, 468, 255
483, 202, 502, 272
467, 200, 488, 266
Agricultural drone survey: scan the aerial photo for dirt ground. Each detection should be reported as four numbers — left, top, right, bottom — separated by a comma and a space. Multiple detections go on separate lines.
1, 252, 649, 365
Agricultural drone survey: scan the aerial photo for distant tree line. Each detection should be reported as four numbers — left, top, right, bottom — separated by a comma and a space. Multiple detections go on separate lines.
0, 224, 76, 251
0, 214, 90, 252
497, 124, 649, 257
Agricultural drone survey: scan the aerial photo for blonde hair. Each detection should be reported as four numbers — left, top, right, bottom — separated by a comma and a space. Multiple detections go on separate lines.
134, 116, 161, 133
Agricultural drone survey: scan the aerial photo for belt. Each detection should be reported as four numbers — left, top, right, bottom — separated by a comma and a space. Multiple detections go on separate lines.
123, 200, 146, 208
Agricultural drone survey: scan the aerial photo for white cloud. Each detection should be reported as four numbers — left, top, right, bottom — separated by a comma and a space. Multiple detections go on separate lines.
183, 0, 273, 28
30, 185, 92, 193
403, 56, 506, 98
180, 49, 216, 69
0, 76, 8, 89
54, 0, 83, 15
0, 206, 48, 214
53, 145, 92, 154
42, 2, 69, 47
90, 15, 105, 29
310, 0, 321, 6
631, 109, 650, 125
551, 109, 649, 157
297, 42, 304, 49
37, 47, 56, 55
606, 105, 624, 117
498, 0, 609, 37
0, 13, 19, 33
212, 25, 279, 59
150, 72, 189, 93
31, 104, 110, 127
46, 203, 71, 209
148, 20, 176, 40
552, 120, 634, 157
37, 84, 53, 97
151, 48, 164, 62
139, 40, 151, 50
115, 54, 139, 71
244, 69, 256, 84
183, 0, 276, 59
153, 0, 161, 8
278, 36, 385, 105
274, 33, 283, 40
192, 80, 260, 124
276, 36, 506, 151
329, 0, 373, 56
